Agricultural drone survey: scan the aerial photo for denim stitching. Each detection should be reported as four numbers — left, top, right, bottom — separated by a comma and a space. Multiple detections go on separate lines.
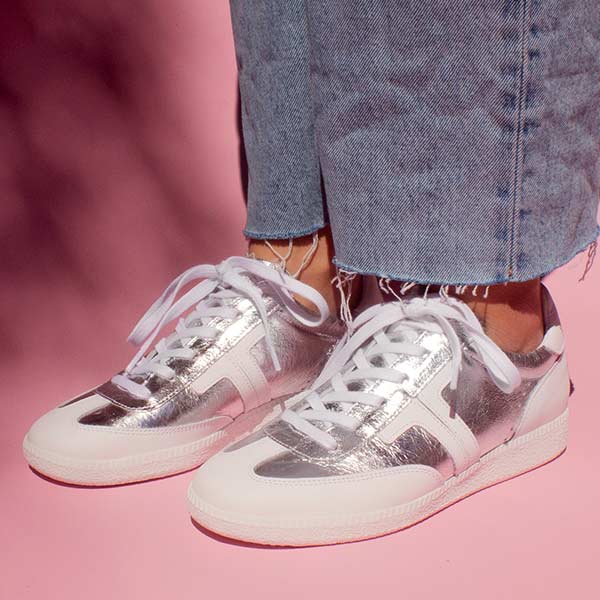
508, 0, 533, 278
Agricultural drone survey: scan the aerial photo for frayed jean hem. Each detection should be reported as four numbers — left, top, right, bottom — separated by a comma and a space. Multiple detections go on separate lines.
332, 226, 600, 287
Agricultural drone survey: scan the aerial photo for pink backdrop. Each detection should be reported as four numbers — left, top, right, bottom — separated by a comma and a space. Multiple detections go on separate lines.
2, 3, 599, 599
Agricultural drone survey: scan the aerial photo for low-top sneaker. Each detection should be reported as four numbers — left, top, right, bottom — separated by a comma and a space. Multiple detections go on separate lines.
188, 287, 570, 545
24, 256, 343, 486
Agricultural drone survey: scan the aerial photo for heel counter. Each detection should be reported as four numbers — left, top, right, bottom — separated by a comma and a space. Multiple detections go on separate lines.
515, 354, 570, 437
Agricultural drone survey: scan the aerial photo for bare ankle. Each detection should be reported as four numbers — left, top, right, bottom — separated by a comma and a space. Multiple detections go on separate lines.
248, 227, 339, 313
457, 279, 545, 353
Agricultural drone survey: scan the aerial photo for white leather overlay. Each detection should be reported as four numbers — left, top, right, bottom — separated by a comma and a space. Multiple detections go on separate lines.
189, 325, 270, 413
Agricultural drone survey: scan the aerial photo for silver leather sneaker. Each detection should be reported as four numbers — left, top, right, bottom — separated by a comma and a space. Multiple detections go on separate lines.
23, 257, 343, 486
188, 287, 570, 546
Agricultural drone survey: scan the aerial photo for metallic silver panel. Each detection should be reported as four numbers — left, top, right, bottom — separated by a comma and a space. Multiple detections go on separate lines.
249, 318, 340, 402
82, 278, 342, 429
443, 331, 559, 455
385, 425, 453, 478
255, 425, 453, 479
79, 378, 241, 428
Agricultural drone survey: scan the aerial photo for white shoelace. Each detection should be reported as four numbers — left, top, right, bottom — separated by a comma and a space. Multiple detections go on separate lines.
111, 256, 330, 400
281, 297, 522, 450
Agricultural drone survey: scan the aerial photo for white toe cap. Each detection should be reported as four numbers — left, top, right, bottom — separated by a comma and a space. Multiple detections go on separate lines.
190, 434, 444, 520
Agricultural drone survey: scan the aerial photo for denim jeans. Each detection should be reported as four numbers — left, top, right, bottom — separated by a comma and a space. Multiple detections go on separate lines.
230, 0, 600, 285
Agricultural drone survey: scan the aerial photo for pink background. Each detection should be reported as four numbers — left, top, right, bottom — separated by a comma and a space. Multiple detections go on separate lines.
2, 2, 599, 598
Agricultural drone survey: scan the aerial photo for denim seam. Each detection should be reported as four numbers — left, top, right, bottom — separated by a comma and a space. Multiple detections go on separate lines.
508, 0, 533, 279
243, 221, 325, 240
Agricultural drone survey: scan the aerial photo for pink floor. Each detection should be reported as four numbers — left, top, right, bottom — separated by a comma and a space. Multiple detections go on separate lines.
4, 264, 600, 600
3, 3, 600, 599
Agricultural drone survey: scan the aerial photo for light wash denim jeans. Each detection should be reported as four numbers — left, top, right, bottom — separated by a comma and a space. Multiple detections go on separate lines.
230, 0, 600, 285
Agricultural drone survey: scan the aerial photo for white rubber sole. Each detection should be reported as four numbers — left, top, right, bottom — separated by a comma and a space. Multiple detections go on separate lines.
188, 409, 569, 546
23, 397, 285, 487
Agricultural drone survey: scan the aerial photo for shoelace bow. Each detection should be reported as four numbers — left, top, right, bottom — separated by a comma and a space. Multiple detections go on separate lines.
111, 256, 330, 400
282, 297, 522, 450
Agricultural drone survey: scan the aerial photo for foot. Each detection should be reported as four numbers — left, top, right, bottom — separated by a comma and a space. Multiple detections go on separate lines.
188, 286, 569, 546
457, 279, 545, 353
23, 257, 343, 486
